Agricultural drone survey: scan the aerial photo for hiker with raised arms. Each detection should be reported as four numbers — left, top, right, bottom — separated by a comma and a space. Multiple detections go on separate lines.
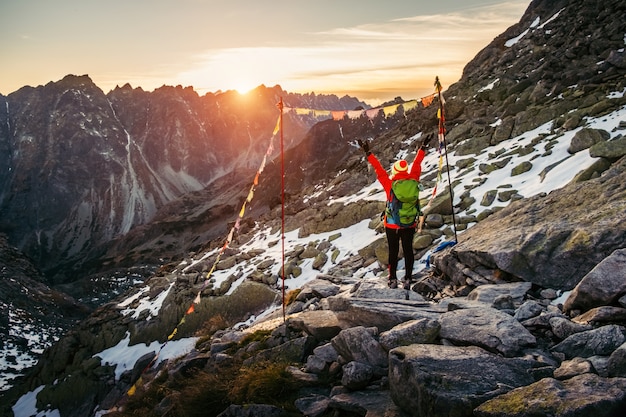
358, 138, 428, 289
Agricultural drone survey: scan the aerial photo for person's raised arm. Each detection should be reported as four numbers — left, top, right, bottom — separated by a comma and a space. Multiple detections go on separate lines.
359, 139, 391, 191
410, 139, 428, 179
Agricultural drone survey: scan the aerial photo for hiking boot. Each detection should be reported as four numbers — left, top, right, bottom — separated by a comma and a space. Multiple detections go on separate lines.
403, 280, 411, 290
388, 279, 398, 289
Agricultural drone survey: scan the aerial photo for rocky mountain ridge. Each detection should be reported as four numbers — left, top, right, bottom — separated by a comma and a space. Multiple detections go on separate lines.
2, 0, 626, 415
0, 78, 372, 285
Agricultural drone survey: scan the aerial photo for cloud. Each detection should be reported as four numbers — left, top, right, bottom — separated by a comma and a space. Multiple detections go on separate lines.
174, 2, 528, 103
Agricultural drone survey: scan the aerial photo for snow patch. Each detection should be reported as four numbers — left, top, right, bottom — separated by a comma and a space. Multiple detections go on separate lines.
479, 78, 500, 93
538, 8, 565, 30
505, 28, 530, 47
12, 385, 61, 417
119, 282, 174, 320
506, 8, 565, 48
93, 332, 198, 380
608, 88, 626, 99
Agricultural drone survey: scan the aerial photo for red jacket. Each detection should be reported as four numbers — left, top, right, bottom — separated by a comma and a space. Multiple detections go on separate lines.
367, 149, 425, 229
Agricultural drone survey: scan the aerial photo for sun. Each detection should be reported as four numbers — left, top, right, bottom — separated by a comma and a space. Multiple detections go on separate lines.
232, 81, 256, 95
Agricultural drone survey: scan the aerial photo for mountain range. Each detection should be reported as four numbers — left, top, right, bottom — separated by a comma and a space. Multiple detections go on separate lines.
1, 0, 626, 415
0, 79, 375, 285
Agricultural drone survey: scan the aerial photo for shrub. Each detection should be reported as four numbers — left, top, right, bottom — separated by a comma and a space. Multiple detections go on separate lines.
284, 289, 301, 306
229, 361, 301, 410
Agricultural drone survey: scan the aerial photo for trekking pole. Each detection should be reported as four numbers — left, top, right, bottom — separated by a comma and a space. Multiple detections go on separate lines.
435, 77, 458, 243
278, 97, 286, 322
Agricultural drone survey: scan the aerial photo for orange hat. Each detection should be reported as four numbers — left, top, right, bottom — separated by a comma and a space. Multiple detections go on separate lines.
392, 159, 409, 177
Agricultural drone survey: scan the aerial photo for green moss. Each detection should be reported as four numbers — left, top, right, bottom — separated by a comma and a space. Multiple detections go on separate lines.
563, 229, 591, 251
239, 328, 272, 347
477, 391, 527, 414
511, 161, 533, 176
331, 248, 340, 263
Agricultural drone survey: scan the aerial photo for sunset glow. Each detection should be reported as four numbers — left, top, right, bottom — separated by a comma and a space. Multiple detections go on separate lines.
0, 0, 530, 104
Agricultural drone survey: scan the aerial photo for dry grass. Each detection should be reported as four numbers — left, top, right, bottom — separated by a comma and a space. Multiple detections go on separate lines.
196, 314, 229, 337
229, 361, 301, 408
284, 289, 302, 306
109, 359, 302, 417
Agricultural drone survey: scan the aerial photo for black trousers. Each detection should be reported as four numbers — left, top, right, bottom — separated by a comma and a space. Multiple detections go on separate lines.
385, 226, 415, 282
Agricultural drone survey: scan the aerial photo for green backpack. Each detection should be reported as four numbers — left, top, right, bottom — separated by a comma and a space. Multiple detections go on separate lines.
387, 178, 421, 227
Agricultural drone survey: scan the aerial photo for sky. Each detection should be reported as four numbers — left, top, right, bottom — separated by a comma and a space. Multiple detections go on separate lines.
1, 0, 530, 105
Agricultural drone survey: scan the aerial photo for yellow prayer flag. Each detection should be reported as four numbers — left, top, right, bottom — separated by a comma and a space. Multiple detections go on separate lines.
383, 104, 400, 118
296, 108, 312, 115
167, 328, 178, 340
313, 110, 331, 118
403, 100, 418, 112
272, 116, 281, 135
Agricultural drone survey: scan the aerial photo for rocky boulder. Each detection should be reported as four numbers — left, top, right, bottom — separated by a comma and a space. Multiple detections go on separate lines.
331, 326, 388, 374
388, 344, 538, 417
439, 307, 537, 357
564, 248, 626, 314
474, 374, 626, 417
550, 325, 626, 359
567, 128, 609, 154
433, 156, 626, 291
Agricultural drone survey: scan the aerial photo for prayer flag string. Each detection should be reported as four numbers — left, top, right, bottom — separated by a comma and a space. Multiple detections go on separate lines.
283, 94, 435, 121
418, 83, 447, 231
431, 76, 457, 241
125, 114, 281, 397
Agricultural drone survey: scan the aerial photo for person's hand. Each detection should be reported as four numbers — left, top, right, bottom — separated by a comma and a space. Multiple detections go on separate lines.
357, 139, 371, 156
419, 134, 433, 151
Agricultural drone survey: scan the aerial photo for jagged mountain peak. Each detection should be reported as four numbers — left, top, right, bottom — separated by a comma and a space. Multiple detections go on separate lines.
0, 75, 372, 285
458, 0, 625, 90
